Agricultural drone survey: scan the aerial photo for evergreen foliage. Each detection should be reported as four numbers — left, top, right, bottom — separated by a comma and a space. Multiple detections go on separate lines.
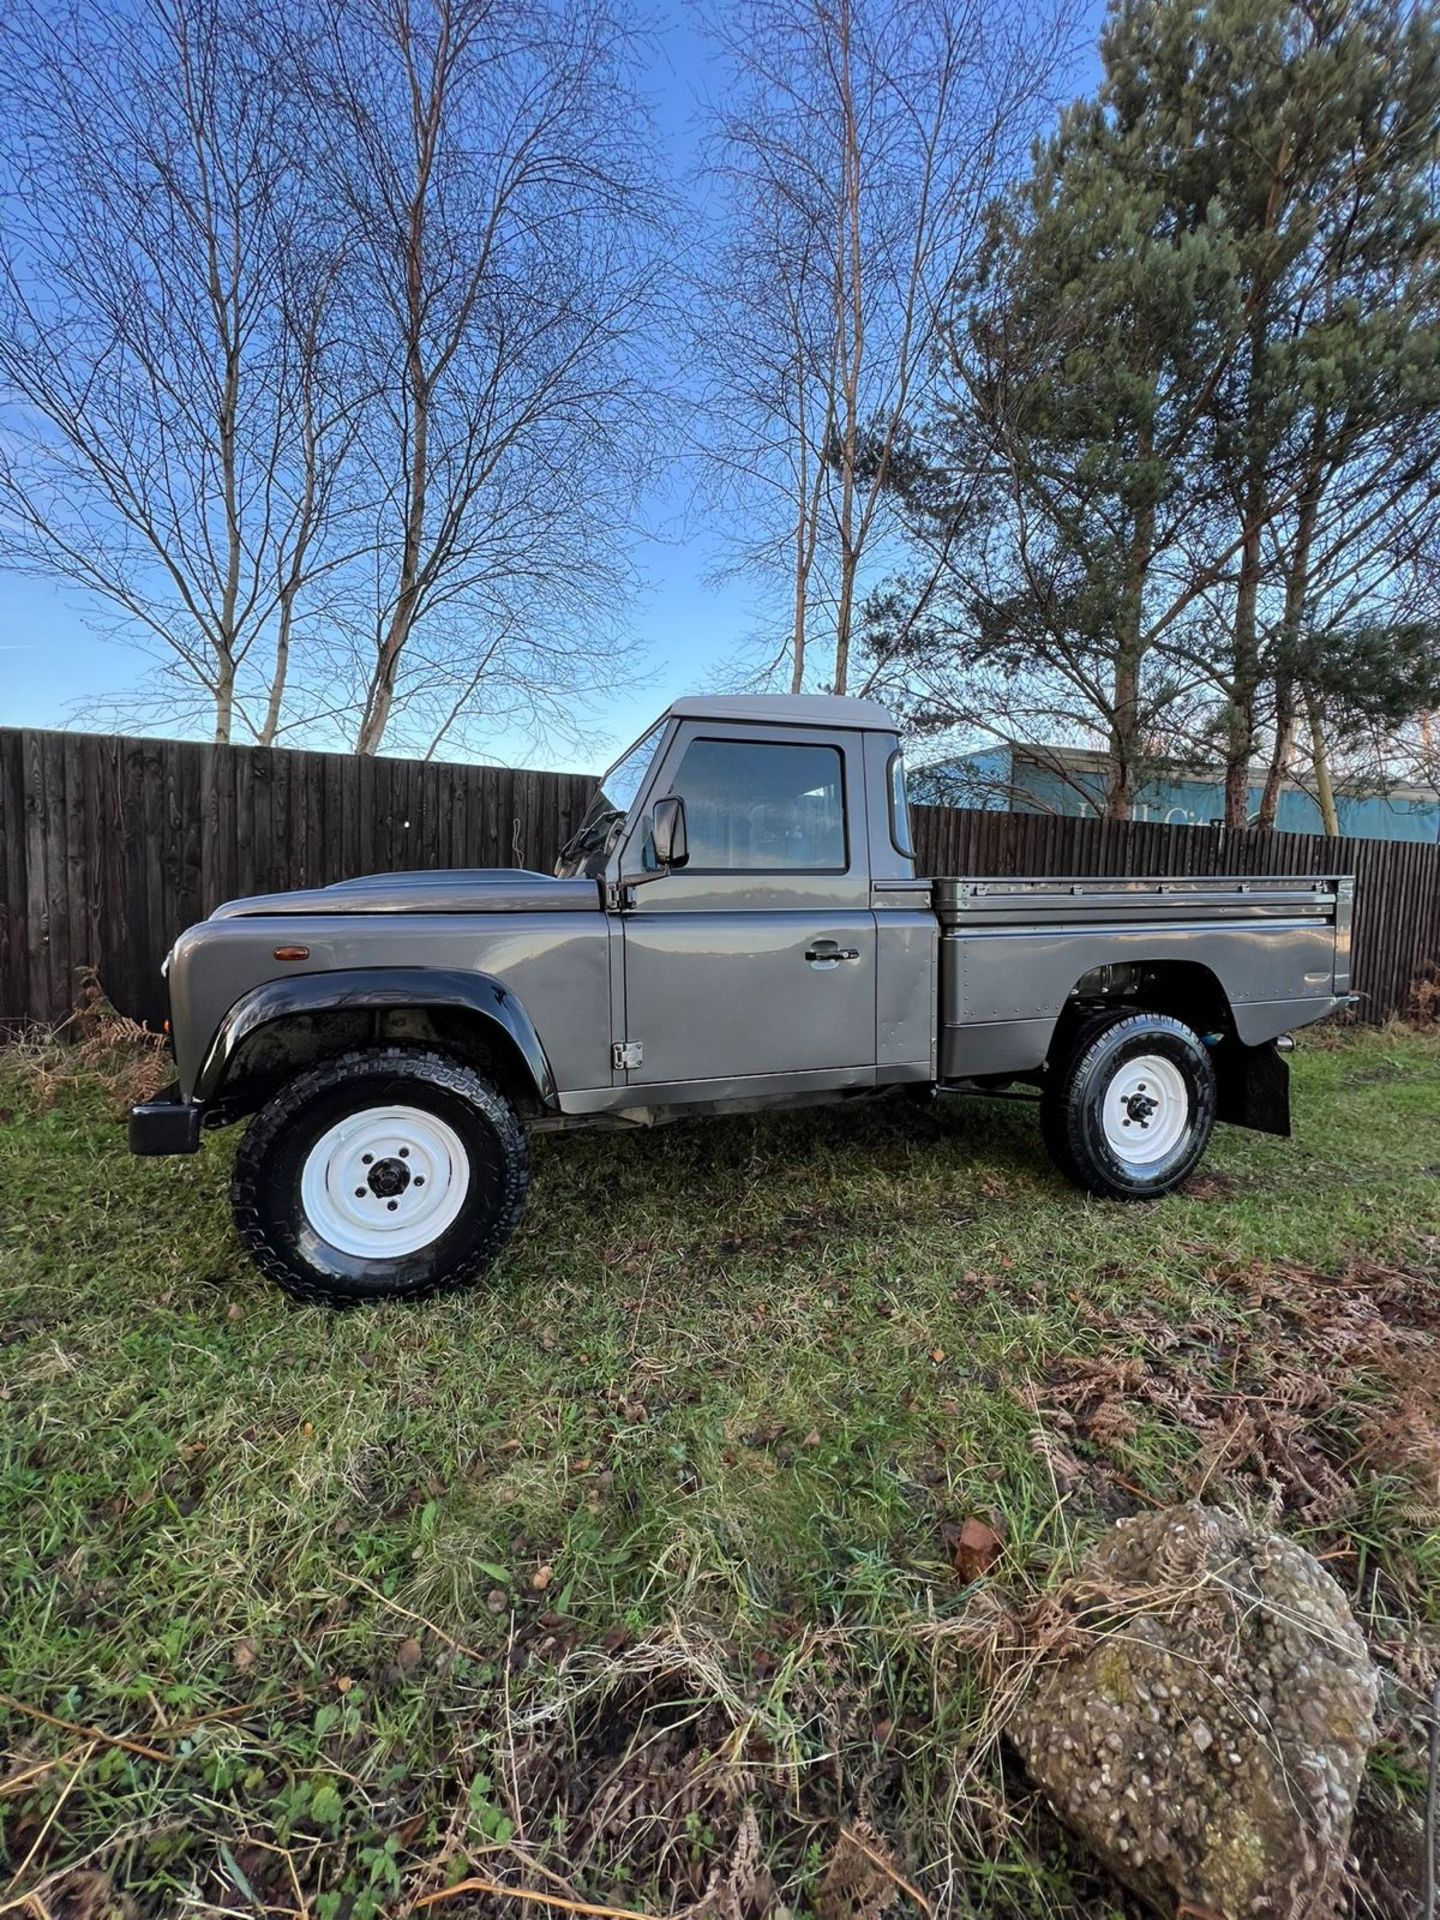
868, 0, 1440, 827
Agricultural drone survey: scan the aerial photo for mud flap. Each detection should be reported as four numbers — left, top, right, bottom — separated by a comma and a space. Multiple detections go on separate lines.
1216, 1038, 1291, 1138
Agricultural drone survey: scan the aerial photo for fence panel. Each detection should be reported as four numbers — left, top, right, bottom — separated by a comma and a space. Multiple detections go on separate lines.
0, 727, 595, 1028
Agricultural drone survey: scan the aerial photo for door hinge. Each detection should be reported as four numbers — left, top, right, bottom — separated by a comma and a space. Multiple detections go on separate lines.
612, 1040, 643, 1071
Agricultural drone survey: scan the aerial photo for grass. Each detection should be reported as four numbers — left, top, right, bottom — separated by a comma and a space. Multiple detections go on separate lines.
1, 1022, 1438, 1918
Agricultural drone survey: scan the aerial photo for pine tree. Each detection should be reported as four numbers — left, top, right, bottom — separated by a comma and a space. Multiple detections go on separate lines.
870, 0, 1440, 829
1130, 0, 1440, 823
864, 12, 1248, 817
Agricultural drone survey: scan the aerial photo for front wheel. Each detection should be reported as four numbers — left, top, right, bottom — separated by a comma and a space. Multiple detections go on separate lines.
231, 1047, 530, 1305
1040, 1011, 1216, 1201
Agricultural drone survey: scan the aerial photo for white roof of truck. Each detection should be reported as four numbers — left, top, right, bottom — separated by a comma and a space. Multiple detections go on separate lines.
663, 693, 897, 731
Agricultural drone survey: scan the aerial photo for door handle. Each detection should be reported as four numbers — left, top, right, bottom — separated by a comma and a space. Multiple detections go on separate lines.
805, 942, 861, 965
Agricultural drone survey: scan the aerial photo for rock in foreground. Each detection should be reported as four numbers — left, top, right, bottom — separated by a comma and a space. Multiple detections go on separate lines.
1009, 1503, 1379, 1918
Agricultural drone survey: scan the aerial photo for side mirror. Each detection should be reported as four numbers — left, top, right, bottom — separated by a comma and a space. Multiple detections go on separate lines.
651, 795, 689, 870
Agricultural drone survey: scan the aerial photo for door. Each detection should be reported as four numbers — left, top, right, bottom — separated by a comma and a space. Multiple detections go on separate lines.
616, 725, 876, 1088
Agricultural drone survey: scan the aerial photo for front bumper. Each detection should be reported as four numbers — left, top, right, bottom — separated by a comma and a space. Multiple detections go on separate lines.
129, 1086, 204, 1156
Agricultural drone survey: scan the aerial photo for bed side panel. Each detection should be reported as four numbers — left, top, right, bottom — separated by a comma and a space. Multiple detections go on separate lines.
939, 883, 1343, 1079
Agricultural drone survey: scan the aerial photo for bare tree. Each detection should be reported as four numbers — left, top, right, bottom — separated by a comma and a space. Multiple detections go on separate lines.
691, 0, 1077, 695
1245, 456, 1440, 831
305, 0, 663, 757
257, 239, 372, 745
1268, 536, 1440, 836
0, 0, 355, 744
692, 198, 838, 695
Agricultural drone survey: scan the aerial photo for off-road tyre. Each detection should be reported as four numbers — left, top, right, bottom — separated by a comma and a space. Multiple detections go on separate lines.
231, 1047, 530, 1306
1040, 1010, 1216, 1201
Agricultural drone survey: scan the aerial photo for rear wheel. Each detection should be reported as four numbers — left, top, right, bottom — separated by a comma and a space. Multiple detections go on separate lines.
1041, 1010, 1216, 1200
231, 1047, 529, 1305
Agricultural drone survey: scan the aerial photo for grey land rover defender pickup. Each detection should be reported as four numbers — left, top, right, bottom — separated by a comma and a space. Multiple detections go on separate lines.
131, 695, 1354, 1305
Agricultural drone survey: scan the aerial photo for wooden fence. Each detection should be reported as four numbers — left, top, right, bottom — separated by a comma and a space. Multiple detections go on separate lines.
0, 728, 594, 1028
1, 724, 1436, 1030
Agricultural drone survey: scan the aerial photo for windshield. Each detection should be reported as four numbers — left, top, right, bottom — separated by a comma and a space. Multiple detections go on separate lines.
554, 721, 666, 878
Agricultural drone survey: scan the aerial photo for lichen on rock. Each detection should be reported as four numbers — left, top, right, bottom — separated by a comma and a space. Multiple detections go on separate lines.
1008, 1503, 1379, 1918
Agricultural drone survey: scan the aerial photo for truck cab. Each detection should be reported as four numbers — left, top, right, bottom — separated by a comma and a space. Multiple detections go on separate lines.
554, 694, 935, 1107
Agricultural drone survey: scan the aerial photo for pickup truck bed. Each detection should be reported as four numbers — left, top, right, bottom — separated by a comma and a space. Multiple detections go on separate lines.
934, 873, 1351, 1081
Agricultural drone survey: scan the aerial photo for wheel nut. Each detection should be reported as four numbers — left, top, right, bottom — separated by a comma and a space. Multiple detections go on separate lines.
387, 1200, 398, 1212
399, 1146, 409, 1158
362, 1153, 373, 1164
414, 1176, 425, 1187
354, 1187, 366, 1198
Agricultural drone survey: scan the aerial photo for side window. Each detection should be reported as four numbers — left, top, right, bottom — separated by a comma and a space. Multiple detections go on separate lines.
670, 738, 847, 871
888, 749, 914, 857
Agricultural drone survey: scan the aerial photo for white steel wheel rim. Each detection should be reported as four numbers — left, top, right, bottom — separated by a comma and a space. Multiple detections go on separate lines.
300, 1104, 471, 1259
1101, 1053, 1191, 1166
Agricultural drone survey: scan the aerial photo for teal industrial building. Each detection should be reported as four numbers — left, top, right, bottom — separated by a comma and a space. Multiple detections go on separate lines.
912, 742, 1439, 843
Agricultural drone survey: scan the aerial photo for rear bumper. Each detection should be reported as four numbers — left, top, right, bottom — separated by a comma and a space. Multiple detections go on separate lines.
129, 1086, 205, 1156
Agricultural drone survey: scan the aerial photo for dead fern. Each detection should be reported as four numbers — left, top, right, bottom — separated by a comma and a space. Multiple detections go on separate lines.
1407, 966, 1440, 1028
1018, 1259, 1440, 1593
1, 968, 169, 1116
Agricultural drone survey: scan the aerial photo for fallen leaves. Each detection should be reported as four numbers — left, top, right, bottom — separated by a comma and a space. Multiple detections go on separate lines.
815, 1821, 931, 1920
943, 1516, 1005, 1583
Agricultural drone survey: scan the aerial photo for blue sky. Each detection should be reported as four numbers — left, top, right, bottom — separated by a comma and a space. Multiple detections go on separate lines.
0, 0, 1101, 774
0, 0, 752, 770
0, 532, 756, 771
